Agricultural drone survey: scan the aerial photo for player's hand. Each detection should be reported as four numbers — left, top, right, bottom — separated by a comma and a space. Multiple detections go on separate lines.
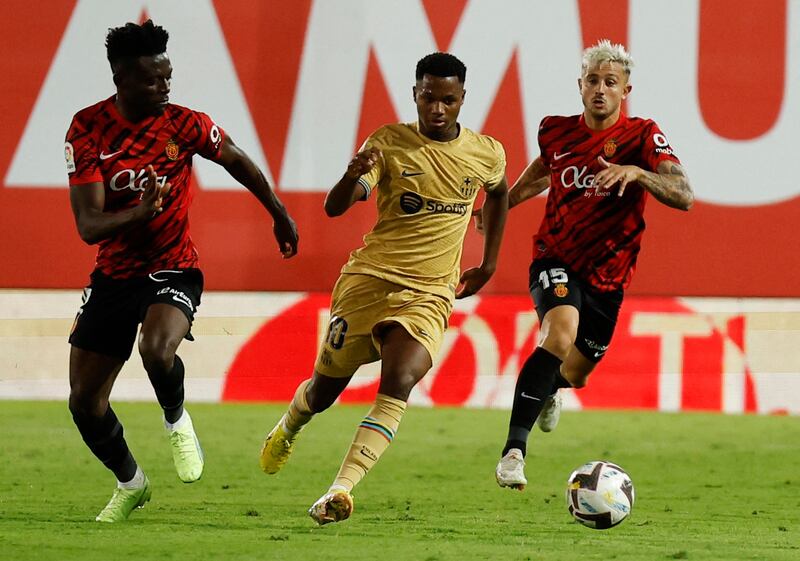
344, 147, 381, 179
593, 156, 641, 197
138, 165, 171, 218
273, 212, 299, 258
455, 265, 494, 299
472, 207, 485, 235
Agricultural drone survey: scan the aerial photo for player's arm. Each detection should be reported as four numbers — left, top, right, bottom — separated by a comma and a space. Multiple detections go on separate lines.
456, 177, 509, 299
508, 157, 550, 209
324, 147, 381, 217
216, 135, 299, 258
594, 156, 694, 211
69, 166, 168, 245
473, 157, 549, 233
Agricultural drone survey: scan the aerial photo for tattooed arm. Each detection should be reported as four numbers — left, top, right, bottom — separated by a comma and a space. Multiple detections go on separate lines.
594, 156, 694, 211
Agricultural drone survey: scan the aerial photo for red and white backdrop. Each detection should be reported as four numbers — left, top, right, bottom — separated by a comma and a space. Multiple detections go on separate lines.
0, 1, 797, 412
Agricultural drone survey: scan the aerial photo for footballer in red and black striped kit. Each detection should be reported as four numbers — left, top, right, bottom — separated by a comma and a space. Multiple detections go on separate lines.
65, 20, 298, 523
66, 97, 224, 278
493, 40, 694, 491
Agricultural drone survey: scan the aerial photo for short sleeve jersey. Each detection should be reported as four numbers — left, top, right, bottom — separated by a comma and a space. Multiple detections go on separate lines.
534, 113, 680, 292
65, 96, 225, 279
341, 122, 506, 300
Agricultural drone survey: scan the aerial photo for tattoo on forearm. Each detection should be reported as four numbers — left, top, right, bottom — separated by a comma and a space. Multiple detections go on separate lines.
640, 164, 693, 209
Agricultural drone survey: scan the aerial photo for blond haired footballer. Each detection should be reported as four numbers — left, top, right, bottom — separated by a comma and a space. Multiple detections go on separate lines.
259, 52, 509, 525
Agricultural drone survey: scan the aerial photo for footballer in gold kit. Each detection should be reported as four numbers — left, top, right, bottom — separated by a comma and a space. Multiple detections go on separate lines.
259, 52, 509, 525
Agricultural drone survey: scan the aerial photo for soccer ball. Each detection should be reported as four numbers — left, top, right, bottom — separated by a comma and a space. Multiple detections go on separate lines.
566, 460, 634, 529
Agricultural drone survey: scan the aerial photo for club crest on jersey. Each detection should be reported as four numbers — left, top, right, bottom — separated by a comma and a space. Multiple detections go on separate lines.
603, 138, 617, 158
165, 139, 180, 161
460, 176, 478, 198
554, 283, 569, 297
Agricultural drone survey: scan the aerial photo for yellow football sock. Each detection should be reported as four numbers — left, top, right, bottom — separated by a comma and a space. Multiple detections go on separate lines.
281, 379, 313, 435
332, 393, 407, 492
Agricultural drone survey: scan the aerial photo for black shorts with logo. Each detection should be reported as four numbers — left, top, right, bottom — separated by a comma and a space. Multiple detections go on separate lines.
69, 268, 204, 360
529, 259, 623, 363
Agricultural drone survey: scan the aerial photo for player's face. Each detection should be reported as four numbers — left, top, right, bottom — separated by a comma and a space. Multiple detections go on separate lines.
579, 61, 631, 126
413, 74, 465, 142
116, 53, 173, 117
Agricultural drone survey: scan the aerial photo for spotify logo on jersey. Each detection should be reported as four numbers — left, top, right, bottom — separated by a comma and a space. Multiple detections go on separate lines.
400, 192, 424, 214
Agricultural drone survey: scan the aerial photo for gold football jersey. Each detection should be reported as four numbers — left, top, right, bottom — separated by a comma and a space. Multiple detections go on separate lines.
341, 122, 506, 300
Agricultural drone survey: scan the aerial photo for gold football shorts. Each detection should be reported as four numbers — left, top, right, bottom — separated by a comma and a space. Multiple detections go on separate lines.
314, 273, 451, 378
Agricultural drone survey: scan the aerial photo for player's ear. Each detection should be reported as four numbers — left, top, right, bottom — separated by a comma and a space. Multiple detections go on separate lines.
577, 78, 582, 92
623, 83, 632, 99
412, 85, 417, 102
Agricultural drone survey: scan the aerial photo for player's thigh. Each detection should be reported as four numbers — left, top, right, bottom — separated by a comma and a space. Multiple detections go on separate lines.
138, 268, 203, 360
530, 259, 582, 358
68, 272, 140, 361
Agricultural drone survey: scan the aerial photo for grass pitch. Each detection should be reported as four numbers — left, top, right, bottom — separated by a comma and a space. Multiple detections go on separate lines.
0, 401, 798, 561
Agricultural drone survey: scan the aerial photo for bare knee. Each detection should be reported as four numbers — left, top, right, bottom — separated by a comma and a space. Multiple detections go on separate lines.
139, 335, 180, 374
68, 388, 107, 418
379, 366, 424, 402
541, 331, 575, 360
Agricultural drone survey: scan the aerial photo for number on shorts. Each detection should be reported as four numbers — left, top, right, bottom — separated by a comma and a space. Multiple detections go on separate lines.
538, 267, 568, 290
326, 316, 348, 350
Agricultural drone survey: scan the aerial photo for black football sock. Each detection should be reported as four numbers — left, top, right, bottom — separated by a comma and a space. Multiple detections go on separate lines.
72, 405, 138, 482
148, 354, 185, 424
502, 347, 563, 457
550, 371, 573, 394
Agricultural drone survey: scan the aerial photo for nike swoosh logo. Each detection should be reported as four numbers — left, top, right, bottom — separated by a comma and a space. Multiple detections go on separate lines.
401, 170, 425, 177
99, 150, 124, 161
148, 270, 183, 282
594, 351, 605, 358
520, 392, 541, 401
552, 152, 571, 161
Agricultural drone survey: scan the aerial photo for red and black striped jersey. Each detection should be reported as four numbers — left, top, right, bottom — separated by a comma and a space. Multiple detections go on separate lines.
65, 96, 225, 279
534, 113, 681, 292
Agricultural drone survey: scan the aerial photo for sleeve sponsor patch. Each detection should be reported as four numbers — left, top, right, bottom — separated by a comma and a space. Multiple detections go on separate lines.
64, 142, 76, 173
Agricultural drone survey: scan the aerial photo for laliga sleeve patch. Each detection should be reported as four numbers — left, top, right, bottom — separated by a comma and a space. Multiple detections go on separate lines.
65, 142, 76, 173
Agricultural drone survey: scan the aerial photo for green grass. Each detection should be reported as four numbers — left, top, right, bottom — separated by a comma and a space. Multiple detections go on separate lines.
0, 402, 798, 561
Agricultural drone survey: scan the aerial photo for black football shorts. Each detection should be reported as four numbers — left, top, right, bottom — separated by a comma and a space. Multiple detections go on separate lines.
69, 268, 203, 360
529, 258, 623, 363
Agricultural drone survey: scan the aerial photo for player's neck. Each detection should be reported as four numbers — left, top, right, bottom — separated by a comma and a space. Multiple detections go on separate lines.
113, 95, 153, 124
583, 110, 621, 131
419, 122, 461, 142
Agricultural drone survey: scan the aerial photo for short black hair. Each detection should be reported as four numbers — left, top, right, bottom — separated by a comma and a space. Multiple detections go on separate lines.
105, 19, 169, 68
415, 52, 466, 83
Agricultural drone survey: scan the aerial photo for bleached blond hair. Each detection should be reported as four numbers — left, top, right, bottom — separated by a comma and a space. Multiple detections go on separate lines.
581, 39, 634, 77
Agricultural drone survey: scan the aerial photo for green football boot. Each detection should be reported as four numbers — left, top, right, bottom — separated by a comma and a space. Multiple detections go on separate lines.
95, 476, 152, 522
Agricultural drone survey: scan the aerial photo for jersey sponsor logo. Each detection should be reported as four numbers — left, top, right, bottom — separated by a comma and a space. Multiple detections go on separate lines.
165, 139, 180, 161
553, 151, 571, 161
653, 133, 669, 147
425, 200, 468, 215
64, 142, 76, 173
399, 192, 424, 214
652, 132, 674, 155
603, 139, 617, 158
560, 166, 611, 197
98, 149, 124, 161
401, 170, 425, 177
110, 168, 168, 192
